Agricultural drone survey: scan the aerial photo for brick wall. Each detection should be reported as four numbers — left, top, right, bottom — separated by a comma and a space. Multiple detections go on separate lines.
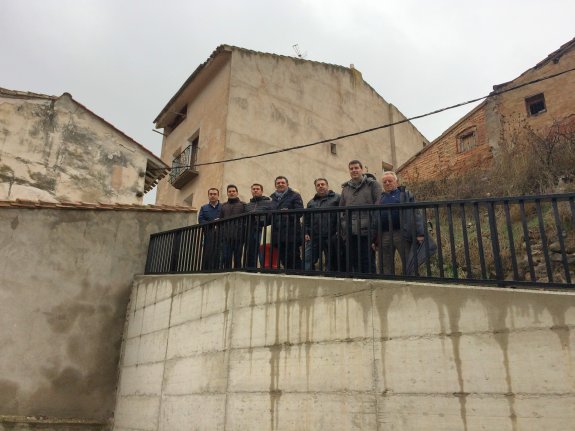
399, 104, 492, 183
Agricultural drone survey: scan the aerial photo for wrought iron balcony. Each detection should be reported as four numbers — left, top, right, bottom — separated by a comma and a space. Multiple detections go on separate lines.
169, 144, 198, 189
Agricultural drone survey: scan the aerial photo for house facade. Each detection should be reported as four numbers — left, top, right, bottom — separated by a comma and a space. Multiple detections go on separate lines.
0, 88, 168, 203
398, 37, 575, 184
154, 45, 429, 206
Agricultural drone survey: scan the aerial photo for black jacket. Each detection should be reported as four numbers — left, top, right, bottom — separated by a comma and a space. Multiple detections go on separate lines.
270, 188, 304, 243
305, 190, 340, 237
220, 198, 247, 240
245, 195, 274, 212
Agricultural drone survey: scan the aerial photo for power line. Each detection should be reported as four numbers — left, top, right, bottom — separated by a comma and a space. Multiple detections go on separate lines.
164, 66, 575, 169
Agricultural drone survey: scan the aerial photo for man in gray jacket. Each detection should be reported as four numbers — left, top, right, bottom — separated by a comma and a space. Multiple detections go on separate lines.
339, 160, 382, 273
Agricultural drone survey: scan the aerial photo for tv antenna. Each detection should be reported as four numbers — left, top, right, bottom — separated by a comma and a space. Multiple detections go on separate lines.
292, 44, 307, 59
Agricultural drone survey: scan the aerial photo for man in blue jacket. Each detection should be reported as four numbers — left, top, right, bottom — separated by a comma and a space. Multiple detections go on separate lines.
270, 176, 304, 270
198, 188, 221, 224
198, 188, 221, 270
373, 171, 425, 275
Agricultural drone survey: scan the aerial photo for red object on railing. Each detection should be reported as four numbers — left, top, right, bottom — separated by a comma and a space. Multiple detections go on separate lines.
261, 244, 279, 269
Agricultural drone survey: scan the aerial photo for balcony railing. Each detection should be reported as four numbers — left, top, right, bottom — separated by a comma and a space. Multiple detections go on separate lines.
169, 144, 198, 189
145, 193, 575, 289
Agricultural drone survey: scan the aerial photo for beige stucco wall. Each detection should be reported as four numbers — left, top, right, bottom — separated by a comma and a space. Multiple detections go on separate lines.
0, 206, 195, 430
113, 272, 575, 431
155, 49, 429, 206
155, 58, 231, 207
0, 94, 151, 204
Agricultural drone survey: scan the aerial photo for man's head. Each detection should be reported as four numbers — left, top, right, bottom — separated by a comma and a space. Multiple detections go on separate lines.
348, 160, 364, 182
207, 188, 219, 204
314, 178, 329, 197
381, 171, 399, 193
275, 176, 289, 193
251, 183, 264, 198
226, 184, 238, 199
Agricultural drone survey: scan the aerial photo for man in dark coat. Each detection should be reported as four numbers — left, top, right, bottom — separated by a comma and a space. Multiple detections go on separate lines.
198, 188, 221, 270
270, 176, 304, 270
373, 171, 425, 275
220, 184, 247, 269
245, 183, 274, 268
304, 178, 340, 271
339, 160, 382, 273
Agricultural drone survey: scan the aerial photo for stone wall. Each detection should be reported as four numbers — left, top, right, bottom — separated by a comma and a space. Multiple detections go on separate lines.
0, 204, 195, 430
113, 272, 575, 430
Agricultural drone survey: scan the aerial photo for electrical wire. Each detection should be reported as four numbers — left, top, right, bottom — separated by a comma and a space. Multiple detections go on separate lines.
157, 66, 575, 170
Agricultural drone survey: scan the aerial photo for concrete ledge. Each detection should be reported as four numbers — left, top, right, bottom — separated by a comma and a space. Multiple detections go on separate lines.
0, 415, 109, 431
114, 273, 575, 430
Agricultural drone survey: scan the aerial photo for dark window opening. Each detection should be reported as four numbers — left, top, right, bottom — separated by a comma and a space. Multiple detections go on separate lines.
330, 143, 337, 155
457, 127, 477, 153
525, 93, 546, 116
167, 105, 187, 132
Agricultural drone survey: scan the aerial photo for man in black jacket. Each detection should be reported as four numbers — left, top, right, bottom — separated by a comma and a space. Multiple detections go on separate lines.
220, 184, 247, 269
304, 178, 340, 271
270, 176, 304, 270
245, 183, 274, 268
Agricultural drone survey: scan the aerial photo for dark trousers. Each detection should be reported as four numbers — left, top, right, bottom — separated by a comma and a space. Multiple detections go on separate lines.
246, 229, 263, 268
346, 235, 374, 274
202, 227, 219, 270
278, 241, 302, 270
304, 235, 340, 271
222, 240, 243, 269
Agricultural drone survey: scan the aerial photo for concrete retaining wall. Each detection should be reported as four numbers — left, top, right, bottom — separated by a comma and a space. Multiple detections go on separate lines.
0, 206, 194, 430
113, 273, 575, 430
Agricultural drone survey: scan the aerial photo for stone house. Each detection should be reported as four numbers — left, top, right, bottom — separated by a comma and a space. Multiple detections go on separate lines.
0, 87, 169, 203
398, 37, 575, 183
154, 45, 429, 206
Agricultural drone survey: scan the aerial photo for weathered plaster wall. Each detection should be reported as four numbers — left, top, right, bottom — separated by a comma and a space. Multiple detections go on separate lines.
0, 94, 149, 204
155, 57, 231, 207
114, 273, 575, 431
0, 207, 195, 430
223, 51, 428, 203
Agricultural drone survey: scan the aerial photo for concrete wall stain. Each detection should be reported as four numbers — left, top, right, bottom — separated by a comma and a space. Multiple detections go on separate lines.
0, 379, 20, 412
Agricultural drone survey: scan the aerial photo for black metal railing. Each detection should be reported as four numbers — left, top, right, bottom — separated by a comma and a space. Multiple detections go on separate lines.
145, 193, 575, 288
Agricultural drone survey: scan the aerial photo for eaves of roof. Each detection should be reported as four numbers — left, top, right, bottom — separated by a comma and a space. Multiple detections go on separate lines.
492, 36, 575, 92
0, 199, 196, 212
153, 44, 370, 127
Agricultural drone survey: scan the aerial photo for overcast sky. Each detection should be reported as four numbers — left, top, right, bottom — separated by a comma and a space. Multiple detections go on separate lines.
1, 0, 574, 203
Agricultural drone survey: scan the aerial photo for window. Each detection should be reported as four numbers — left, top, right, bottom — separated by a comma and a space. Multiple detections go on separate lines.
330, 143, 337, 155
525, 93, 546, 116
457, 127, 477, 153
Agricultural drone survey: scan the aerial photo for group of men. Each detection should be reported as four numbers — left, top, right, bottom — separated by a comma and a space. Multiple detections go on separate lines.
198, 160, 426, 275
